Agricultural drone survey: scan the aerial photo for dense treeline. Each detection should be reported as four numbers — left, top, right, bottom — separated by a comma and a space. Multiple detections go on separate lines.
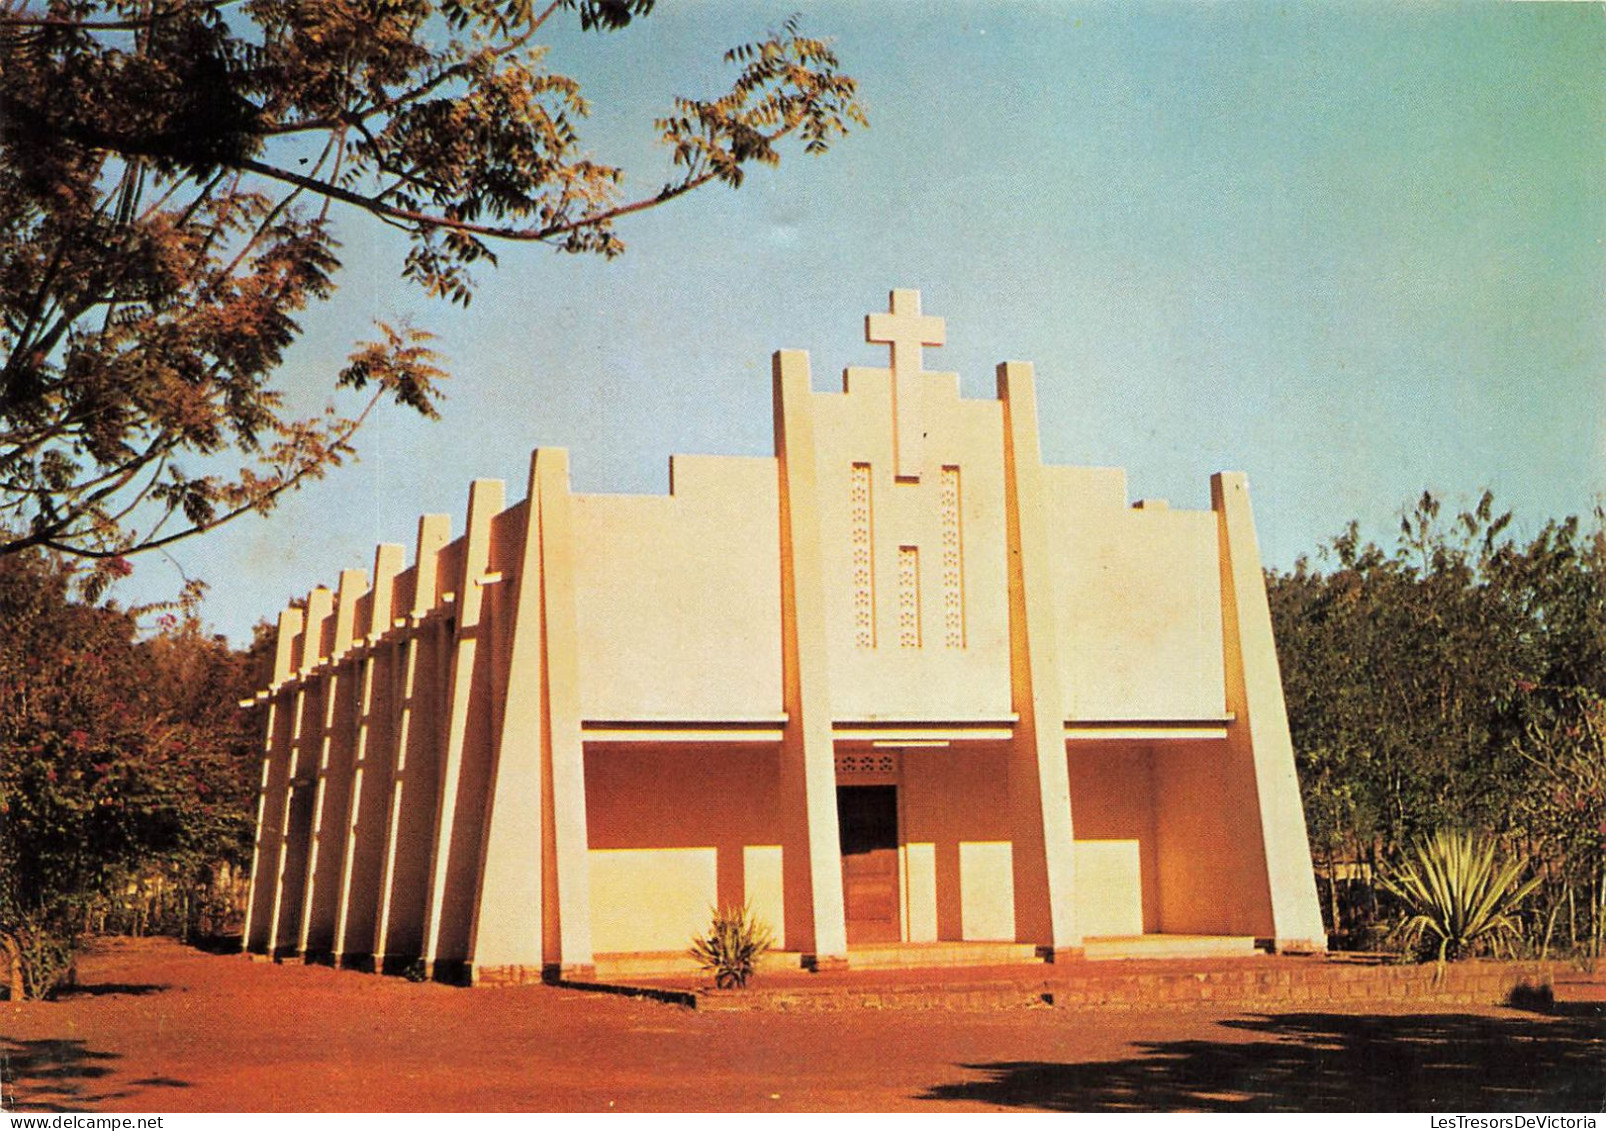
0, 551, 263, 997
1270, 491, 1606, 957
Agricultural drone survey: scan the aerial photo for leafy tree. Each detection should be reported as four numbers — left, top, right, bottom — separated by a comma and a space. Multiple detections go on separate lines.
1273, 494, 1526, 854
0, 0, 864, 581
0, 550, 261, 996
1270, 491, 1606, 955
1510, 685, 1606, 957
1487, 512, 1606, 956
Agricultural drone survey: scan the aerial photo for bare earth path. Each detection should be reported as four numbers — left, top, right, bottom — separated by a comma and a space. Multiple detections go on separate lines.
2, 938, 1601, 1112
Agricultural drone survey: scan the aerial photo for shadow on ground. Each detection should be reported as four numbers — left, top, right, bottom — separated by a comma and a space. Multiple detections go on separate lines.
0, 1037, 190, 1112
52, 982, 167, 999
920, 1010, 1606, 1112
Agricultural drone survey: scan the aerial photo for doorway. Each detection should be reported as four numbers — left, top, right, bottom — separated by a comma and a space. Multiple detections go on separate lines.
837, 784, 901, 944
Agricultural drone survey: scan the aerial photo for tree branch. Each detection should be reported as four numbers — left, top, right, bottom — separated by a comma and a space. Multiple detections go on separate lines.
0, 1, 238, 33
236, 145, 741, 245
31, 384, 388, 560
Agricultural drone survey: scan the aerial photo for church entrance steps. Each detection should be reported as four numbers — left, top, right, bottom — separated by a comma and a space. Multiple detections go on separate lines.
845, 941, 1041, 970
1082, 934, 1260, 961
834, 935, 1260, 970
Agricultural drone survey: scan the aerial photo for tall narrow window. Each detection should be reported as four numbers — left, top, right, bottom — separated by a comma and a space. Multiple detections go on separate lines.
850, 463, 876, 649
940, 465, 965, 648
898, 545, 921, 649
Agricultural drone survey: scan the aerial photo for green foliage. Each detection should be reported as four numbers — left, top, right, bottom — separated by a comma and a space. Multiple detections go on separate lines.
1381, 831, 1542, 963
1269, 493, 1606, 955
688, 902, 774, 989
0, 1, 863, 568
1511, 685, 1606, 958
0, 549, 259, 996
1, 916, 76, 1001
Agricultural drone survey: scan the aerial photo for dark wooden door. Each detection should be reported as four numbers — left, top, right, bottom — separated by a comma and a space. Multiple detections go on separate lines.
838, 785, 900, 944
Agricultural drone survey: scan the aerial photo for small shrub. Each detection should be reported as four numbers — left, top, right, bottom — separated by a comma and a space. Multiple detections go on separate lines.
689, 903, 774, 989
1381, 830, 1542, 964
0, 919, 77, 1001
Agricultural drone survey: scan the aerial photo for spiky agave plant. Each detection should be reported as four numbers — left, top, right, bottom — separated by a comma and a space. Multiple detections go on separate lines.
1381, 830, 1542, 964
689, 903, 775, 989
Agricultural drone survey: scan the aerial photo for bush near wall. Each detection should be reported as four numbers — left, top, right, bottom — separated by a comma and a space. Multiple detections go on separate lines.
1269, 492, 1606, 960
0, 551, 261, 998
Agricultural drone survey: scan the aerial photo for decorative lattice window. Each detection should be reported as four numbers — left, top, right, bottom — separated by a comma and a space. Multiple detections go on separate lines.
940, 465, 965, 649
898, 545, 921, 649
835, 751, 900, 777
850, 463, 876, 649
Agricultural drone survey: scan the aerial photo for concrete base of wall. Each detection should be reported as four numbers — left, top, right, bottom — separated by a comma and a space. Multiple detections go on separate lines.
1083, 935, 1258, 960
469, 964, 547, 987
803, 954, 849, 973
1037, 946, 1086, 963
687, 958, 1561, 1013
428, 959, 474, 986
849, 942, 1040, 969
593, 950, 805, 981
542, 962, 598, 983
379, 954, 426, 978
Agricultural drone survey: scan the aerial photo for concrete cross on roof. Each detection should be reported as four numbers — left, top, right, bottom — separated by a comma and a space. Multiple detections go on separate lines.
866, 289, 946, 480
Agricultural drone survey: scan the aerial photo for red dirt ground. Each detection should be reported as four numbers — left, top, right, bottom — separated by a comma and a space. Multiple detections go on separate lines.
2, 938, 1601, 1113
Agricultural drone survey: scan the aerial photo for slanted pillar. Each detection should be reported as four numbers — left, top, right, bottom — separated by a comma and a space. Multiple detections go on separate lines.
469, 454, 551, 984
773, 349, 849, 967
333, 543, 405, 967
371, 514, 451, 971
534, 449, 594, 979
1212, 472, 1327, 952
243, 607, 302, 954
299, 567, 368, 960
422, 478, 505, 980
270, 586, 332, 957
997, 361, 1081, 958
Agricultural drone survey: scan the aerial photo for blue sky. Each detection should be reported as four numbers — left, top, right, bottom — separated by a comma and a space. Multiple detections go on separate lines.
122, 2, 1606, 644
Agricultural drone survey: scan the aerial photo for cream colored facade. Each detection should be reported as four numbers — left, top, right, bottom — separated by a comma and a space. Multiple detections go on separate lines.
242, 291, 1327, 983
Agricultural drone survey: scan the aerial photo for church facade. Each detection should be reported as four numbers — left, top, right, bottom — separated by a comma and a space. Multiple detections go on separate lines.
242, 291, 1327, 983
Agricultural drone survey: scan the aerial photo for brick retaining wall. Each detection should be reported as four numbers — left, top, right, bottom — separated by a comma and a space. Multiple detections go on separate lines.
689, 959, 1563, 1012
